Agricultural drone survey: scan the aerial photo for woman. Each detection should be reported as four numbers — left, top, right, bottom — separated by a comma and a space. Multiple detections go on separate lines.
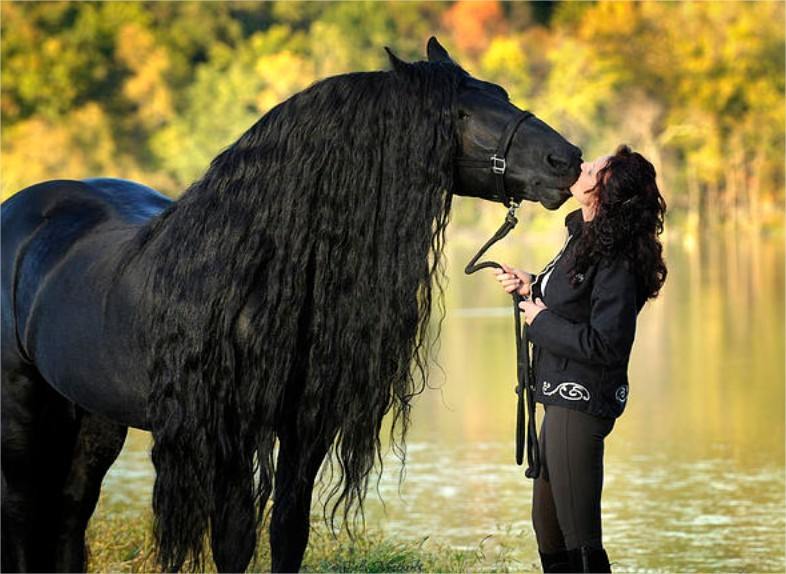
493, 145, 667, 573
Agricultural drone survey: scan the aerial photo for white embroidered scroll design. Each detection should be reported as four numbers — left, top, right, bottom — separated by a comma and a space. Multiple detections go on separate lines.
542, 381, 591, 401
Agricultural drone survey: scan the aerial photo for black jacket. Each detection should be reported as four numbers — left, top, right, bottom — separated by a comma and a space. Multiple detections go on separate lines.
527, 208, 645, 419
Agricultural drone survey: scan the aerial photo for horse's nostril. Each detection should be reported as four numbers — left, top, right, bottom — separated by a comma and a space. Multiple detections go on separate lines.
547, 153, 570, 171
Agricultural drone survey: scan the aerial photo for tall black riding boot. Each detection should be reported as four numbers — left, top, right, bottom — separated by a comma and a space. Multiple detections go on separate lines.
538, 549, 572, 573
566, 545, 611, 573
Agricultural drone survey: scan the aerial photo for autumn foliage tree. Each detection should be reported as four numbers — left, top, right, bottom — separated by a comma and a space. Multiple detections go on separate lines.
1, 0, 782, 231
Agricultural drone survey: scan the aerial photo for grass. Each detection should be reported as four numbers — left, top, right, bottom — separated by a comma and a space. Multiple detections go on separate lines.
86, 508, 538, 573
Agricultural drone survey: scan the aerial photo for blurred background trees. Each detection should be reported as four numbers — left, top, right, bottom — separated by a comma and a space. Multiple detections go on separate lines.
2, 0, 783, 233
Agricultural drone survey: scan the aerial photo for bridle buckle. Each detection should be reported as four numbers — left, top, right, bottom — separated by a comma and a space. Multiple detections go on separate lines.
491, 155, 507, 175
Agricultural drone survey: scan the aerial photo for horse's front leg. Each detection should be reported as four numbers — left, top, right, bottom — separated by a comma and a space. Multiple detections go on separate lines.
269, 416, 335, 573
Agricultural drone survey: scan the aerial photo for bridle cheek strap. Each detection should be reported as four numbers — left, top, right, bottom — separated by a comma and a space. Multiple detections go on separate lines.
456, 110, 534, 208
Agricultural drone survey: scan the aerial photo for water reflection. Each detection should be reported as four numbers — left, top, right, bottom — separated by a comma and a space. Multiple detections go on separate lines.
100, 226, 785, 572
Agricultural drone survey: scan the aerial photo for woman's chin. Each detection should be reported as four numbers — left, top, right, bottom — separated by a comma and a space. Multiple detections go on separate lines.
569, 188, 594, 206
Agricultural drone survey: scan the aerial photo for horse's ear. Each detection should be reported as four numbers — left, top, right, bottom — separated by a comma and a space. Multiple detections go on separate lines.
427, 36, 454, 64
385, 46, 408, 72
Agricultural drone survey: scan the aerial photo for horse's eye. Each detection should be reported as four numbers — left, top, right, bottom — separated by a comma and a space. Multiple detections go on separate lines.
458, 110, 470, 120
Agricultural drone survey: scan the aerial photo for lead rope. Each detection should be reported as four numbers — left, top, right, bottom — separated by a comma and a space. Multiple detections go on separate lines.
464, 203, 541, 479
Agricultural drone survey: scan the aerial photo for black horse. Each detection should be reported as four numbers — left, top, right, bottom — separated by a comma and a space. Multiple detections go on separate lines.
1, 38, 580, 572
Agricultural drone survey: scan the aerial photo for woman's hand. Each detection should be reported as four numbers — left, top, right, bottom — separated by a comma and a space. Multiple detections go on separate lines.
492, 264, 534, 297
519, 297, 548, 325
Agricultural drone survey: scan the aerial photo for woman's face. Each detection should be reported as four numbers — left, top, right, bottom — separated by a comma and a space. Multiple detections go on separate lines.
570, 155, 610, 207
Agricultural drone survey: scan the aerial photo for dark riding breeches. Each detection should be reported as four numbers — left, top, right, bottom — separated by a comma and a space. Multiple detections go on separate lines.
531, 404, 615, 552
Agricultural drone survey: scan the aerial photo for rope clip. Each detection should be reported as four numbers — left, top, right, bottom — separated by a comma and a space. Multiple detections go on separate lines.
505, 201, 520, 225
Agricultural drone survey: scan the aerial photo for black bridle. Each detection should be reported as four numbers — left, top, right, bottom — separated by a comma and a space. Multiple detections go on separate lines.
462, 109, 541, 479
456, 110, 534, 208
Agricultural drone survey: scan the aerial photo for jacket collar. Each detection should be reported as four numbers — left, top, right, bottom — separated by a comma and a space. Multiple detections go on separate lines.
565, 208, 585, 235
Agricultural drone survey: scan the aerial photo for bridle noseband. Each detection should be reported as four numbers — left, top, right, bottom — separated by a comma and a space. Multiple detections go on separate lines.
456, 110, 534, 208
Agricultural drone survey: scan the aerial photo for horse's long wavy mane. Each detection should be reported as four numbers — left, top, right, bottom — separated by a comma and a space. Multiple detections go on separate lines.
125, 60, 461, 570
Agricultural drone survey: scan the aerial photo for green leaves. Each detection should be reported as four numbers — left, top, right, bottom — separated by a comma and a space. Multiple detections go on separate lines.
2, 0, 783, 226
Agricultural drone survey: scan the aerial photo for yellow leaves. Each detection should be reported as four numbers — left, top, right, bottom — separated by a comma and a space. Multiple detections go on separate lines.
1, 103, 116, 200
478, 37, 530, 103
308, 22, 360, 77
482, 37, 526, 72
535, 35, 620, 136
2, 118, 69, 200
116, 23, 155, 70
1, 0, 783, 213
42, 37, 63, 58
148, 24, 320, 187
116, 23, 173, 129
578, 0, 639, 40
660, 106, 725, 183
254, 51, 316, 114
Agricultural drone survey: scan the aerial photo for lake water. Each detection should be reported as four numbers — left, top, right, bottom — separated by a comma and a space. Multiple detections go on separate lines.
99, 220, 785, 573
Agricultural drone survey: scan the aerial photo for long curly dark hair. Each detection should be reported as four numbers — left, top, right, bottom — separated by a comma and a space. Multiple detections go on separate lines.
124, 60, 461, 570
567, 144, 667, 301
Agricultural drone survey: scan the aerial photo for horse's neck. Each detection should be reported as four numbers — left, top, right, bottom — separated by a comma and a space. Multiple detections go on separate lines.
128, 193, 270, 329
